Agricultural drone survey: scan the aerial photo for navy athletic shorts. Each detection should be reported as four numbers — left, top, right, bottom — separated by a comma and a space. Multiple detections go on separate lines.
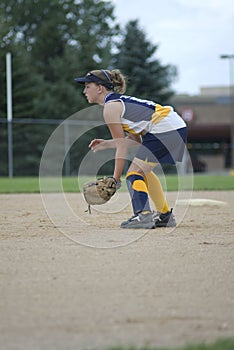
135, 127, 187, 165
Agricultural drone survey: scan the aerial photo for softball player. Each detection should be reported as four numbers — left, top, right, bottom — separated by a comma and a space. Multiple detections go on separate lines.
75, 69, 187, 229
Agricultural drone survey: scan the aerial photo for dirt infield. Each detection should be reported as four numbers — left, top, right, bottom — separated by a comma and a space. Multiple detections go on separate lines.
1, 191, 234, 350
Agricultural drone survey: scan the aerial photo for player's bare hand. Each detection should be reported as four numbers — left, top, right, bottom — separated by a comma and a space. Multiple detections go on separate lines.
89, 139, 105, 152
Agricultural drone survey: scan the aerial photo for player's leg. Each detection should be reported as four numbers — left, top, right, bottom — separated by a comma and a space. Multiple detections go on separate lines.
144, 171, 176, 227
144, 171, 170, 213
120, 159, 155, 229
134, 131, 181, 227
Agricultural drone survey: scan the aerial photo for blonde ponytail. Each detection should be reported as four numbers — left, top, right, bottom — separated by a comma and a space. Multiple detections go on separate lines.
108, 69, 127, 94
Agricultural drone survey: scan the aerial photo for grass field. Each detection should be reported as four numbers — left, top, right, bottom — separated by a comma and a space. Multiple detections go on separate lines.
107, 338, 234, 350
0, 174, 233, 193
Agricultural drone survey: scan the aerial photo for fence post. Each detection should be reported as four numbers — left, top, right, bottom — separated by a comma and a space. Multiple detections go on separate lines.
6, 52, 13, 178
64, 122, 70, 176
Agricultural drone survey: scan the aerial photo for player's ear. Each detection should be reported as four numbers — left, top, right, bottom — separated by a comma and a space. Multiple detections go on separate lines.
98, 84, 106, 93
96, 84, 102, 92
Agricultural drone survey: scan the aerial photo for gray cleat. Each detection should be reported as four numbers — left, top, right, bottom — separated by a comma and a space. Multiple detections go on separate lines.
121, 212, 155, 229
154, 209, 176, 227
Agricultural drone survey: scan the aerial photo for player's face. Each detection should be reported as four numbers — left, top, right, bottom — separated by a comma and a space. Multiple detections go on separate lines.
83, 82, 100, 103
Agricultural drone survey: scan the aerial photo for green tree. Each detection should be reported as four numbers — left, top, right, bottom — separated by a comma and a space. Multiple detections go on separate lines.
0, 0, 120, 175
0, 0, 119, 118
113, 20, 177, 103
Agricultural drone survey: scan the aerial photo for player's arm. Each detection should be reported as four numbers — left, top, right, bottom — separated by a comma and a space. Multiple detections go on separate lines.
103, 102, 127, 182
125, 132, 142, 146
89, 128, 142, 152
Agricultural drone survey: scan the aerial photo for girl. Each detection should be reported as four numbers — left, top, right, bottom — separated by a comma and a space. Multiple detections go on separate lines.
75, 69, 187, 229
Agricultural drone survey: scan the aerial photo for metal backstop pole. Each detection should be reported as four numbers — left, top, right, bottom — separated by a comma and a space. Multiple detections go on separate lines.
6, 52, 13, 178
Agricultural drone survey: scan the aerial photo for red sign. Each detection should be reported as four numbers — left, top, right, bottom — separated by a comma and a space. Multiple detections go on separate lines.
182, 109, 194, 123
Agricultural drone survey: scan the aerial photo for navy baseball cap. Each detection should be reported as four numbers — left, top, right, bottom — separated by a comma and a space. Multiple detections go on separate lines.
74, 71, 114, 90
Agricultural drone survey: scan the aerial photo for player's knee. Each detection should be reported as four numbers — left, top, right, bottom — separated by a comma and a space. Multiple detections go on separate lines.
126, 172, 148, 193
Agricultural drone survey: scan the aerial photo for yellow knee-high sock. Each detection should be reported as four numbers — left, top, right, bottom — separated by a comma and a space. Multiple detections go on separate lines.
144, 171, 170, 214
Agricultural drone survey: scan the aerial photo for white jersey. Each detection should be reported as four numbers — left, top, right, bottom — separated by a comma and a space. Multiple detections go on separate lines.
104, 92, 186, 135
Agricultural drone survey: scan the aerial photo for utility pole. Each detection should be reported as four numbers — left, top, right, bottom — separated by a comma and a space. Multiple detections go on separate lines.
220, 54, 234, 170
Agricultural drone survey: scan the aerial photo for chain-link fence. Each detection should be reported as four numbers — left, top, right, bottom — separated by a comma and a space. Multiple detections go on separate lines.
0, 117, 115, 177
1, 116, 230, 177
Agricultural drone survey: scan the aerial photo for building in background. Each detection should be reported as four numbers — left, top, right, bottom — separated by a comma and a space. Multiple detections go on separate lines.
170, 86, 233, 173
